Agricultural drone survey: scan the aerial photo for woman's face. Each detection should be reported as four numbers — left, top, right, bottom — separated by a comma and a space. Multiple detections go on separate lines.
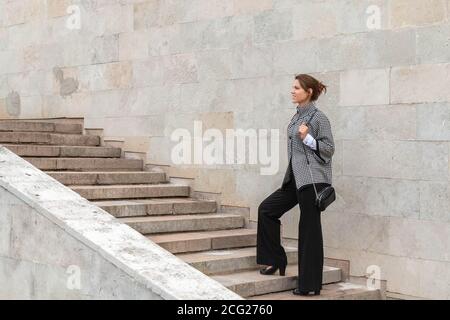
291, 80, 312, 105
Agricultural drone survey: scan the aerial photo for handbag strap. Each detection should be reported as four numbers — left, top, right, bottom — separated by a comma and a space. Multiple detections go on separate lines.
300, 108, 319, 199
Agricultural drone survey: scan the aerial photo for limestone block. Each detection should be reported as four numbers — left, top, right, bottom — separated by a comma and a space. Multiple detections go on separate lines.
61, 34, 96, 67
94, 4, 134, 36
17, 95, 44, 119
0, 50, 23, 74
178, 81, 225, 113
417, 23, 450, 64
230, 43, 273, 79
363, 104, 416, 140
0, 257, 34, 299
371, 215, 450, 261
2, 0, 45, 26
147, 24, 179, 56
332, 139, 343, 177
292, 1, 338, 40
339, 69, 390, 106
331, 175, 420, 219
418, 260, 450, 299
389, 0, 447, 28
163, 53, 199, 84
119, 31, 149, 61
391, 63, 450, 104
193, 168, 237, 195
332, 106, 366, 140
0, 74, 8, 97
91, 34, 119, 64
8, 202, 94, 267
196, 49, 233, 81
322, 210, 390, 252
343, 140, 449, 181
100, 116, 165, 137
178, 0, 234, 23
47, 0, 73, 18
78, 61, 133, 92
416, 102, 450, 141
0, 195, 11, 256
254, 8, 293, 43
233, 0, 273, 15
132, 58, 165, 87
209, 15, 254, 49
133, 54, 197, 87
167, 20, 210, 54
7, 20, 46, 51
419, 181, 450, 223
272, 39, 320, 75
145, 136, 172, 165
340, 29, 415, 71
81, 253, 161, 300
42, 92, 91, 119
134, 0, 163, 30
126, 85, 181, 116
199, 111, 234, 133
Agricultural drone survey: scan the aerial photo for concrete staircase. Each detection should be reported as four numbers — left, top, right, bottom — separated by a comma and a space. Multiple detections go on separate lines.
0, 119, 383, 300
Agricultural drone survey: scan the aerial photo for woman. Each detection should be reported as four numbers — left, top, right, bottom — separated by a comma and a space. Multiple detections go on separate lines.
256, 74, 335, 296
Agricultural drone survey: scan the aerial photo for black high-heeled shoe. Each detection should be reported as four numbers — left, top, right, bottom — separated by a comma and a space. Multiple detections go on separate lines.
292, 288, 321, 296
259, 265, 286, 276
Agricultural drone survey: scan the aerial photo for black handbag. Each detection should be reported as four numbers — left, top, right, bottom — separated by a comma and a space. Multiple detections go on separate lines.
301, 109, 336, 212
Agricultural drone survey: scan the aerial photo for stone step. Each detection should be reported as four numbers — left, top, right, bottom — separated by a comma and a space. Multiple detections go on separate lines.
176, 246, 298, 275
0, 121, 83, 134
148, 229, 257, 254
70, 184, 190, 200
0, 132, 99, 146
24, 158, 143, 171
47, 171, 167, 186
3, 144, 121, 158
120, 213, 244, 234
92, 198, 217, 217
248, 282, 382, 300
211, 265, 342, 298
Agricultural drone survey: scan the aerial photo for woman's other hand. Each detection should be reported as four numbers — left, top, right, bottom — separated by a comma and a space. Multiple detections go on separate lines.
298, 122, 309, 140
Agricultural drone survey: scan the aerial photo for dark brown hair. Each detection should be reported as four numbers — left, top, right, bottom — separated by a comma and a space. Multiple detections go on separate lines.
295, 74, 327, 101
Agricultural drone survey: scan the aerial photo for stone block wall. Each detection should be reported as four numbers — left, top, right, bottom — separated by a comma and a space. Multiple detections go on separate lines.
0, 0, 449, 298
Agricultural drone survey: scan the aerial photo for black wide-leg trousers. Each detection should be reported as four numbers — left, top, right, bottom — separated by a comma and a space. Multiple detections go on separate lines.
256, 162, 330, 292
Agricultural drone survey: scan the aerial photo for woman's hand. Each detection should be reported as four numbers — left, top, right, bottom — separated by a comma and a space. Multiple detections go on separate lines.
298, 122, 309, 140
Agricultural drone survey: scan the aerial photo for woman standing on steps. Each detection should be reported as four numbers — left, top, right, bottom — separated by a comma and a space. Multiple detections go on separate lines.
256, 74, 335, 296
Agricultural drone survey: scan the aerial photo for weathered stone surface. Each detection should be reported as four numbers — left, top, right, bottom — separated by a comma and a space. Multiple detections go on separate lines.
148, 229, 257, 253
177, 246, 297, 275
340, 69, 390, 106
24, 158, 143, 171
249, 282, 382, 300
0, 132, 100, 146
389, 0, 447, 28
212, 265, 341, 297
391, 63, 450, 104
70, 184, 189, 200
91, 198, 216, 217
120, 213, 244, 234
47, 171, 164, 186
4, 145, 121, 158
